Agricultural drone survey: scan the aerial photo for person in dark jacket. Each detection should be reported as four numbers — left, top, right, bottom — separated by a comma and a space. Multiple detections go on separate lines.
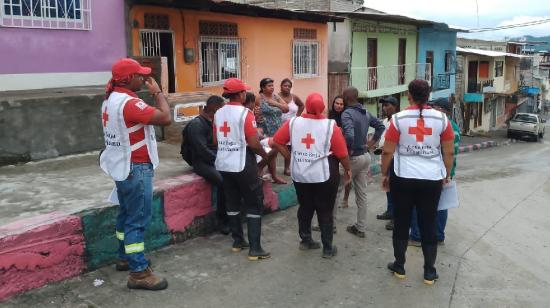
183, 95, 229, 234
341, 87, 386, 238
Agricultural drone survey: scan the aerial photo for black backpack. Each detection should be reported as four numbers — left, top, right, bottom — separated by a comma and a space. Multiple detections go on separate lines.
180, 123, 193, 166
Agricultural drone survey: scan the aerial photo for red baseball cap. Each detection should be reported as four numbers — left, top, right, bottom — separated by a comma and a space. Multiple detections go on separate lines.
223, 78, 251, 94
112, 58, 152, 80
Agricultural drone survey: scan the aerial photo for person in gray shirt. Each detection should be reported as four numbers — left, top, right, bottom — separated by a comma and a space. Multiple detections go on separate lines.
340, 87, 385, 238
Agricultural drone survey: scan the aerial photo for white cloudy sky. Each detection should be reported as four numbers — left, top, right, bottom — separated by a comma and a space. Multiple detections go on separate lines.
364, 0, 550, 40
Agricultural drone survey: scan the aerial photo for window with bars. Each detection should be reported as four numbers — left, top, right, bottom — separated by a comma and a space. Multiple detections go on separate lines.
1, 0, 91, 30
293, 40, 319, 78
199, 37, 241, 86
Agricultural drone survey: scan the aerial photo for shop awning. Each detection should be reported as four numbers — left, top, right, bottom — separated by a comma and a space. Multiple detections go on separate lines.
464, 93, 483, 103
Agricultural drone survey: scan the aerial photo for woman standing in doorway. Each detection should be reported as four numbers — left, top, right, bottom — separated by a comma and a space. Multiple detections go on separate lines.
257, 78, 289, 184
279, 78, 304, 175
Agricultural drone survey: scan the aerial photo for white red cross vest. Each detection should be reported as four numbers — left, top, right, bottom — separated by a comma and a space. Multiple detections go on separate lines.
392, 108, 448, 181
214, 104, 248, 172
99, 92, 159, 181
290, 117, 334, 183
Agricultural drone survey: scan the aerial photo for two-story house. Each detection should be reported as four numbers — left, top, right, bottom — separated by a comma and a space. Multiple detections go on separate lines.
456, 47, 522, 133
417, 23, 462, 113
328, 11, 433, 116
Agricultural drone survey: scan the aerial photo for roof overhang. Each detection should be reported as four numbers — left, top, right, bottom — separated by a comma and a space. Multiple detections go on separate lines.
457, 47, 528, 58
129, 0, 344, 23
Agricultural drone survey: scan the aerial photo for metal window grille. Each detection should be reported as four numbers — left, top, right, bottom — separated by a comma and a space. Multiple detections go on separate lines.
199, 36, 241, 86
140, 30, 164, 57
293, 40, 319, 78
293, 28, 316, 40
1, 0, 91, 30
144, 13, 169, 30
199, 21, 238, 37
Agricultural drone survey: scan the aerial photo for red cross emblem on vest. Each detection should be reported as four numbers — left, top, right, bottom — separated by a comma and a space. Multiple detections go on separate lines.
408, 119, 432, 142
102, 108, 109, 127
219, 121, 231, 137
301, 133, 315, 149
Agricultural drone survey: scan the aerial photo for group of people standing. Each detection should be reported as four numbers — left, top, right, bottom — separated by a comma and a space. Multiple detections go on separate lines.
100, 57, 459, 291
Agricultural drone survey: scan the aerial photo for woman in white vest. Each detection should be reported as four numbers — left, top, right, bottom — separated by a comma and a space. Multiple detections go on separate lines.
100, 58, 171, 290
214, 78, 270, 261
380, 79, 455, 285
272, 93, 351, 259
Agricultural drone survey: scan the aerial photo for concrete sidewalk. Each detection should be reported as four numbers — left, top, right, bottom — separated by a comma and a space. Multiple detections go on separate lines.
458, 129, 511, 154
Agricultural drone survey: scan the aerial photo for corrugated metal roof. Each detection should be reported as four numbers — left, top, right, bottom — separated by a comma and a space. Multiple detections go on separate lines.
130, 0, 344, 23
457, 47, 528, 58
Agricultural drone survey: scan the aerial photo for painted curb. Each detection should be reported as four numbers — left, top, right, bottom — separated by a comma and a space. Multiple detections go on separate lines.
458, 139, 510, 154
0, 175, 298, 301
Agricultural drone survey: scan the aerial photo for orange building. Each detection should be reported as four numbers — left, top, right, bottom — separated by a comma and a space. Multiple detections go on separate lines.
128, 0, 339, 103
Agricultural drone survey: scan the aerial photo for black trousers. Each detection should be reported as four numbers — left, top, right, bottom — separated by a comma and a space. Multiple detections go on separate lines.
193, 161, 227, 223
389, 167, 443, 245
294, 157, 340, 228
220, 152, 264, 217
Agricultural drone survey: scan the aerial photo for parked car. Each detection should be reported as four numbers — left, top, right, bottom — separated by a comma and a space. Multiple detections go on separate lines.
507, 113, 546, 141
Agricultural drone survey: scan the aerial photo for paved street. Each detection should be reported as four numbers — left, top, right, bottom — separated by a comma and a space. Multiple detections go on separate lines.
5, 136, 550, 308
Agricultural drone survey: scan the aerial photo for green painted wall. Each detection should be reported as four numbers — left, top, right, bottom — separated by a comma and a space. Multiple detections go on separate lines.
81, 195, 171, 270
351, 20, 418, 98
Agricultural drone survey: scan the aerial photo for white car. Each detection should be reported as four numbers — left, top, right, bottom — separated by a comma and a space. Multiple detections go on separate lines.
507, 113, 546, 141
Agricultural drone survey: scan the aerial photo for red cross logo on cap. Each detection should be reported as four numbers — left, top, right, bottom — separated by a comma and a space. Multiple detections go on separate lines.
301, 133, 315, 149
219, 121, 231, 137
102, 108, 109, 127
408, 119, 432, 142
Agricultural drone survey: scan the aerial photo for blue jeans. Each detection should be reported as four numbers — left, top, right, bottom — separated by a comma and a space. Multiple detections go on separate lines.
410, 208, 447, 242
115, 163, 153, 272
386, 192, 393, 214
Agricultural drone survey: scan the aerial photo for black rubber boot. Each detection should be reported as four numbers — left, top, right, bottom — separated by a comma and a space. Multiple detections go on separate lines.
422, 244, 439, 285
388, 239, 408, 279
320, 224, 337, 259
228, 214, 247, 252
247, 217, 270, 261
298, 218, 321, 250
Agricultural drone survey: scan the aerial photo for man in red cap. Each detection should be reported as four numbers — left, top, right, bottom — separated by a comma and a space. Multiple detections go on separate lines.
272, 93, 351, 259
100, 58, 171, 290
214, 78, 270, 261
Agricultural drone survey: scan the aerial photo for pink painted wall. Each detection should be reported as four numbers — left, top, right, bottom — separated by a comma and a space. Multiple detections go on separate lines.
0, 0, 126, 74
158, 174, 214, 232
0, 212, 85, 300
157, 173, 280, 232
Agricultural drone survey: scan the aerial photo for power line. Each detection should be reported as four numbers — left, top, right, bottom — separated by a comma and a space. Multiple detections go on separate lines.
469, 18, 550, 33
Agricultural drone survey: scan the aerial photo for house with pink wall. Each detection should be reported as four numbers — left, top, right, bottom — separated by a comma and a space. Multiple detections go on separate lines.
0, 0, 127, 91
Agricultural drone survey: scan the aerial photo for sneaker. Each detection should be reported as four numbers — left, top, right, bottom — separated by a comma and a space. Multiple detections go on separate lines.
387, 262, 406, 279
322, 245, 338, 259
438, 240, 445, 246
408, 239, 422, 247
423, 270, 439, 285
376, 211, 392, 220
346, 225, 365, 238
127, 267, 168, 290
385, 220, 394, 231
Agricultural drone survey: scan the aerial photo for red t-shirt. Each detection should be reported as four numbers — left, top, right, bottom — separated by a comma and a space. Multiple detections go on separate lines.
115, 88, 156, 163
213, 102, 258, 141
384, 105, 454, 143
273, 114, 348, 158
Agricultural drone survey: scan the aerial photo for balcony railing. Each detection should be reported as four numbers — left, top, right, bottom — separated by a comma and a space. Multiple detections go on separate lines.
433, 73, 451, 90
467, 79, 494, 93
351, 63, 431, 92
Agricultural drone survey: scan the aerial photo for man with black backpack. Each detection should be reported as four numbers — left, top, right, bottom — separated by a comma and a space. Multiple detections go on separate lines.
181, 95, 229, 234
